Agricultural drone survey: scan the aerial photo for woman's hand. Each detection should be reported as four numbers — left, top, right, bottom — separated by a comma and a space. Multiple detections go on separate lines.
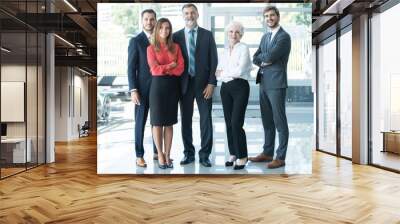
168, 61, 177, 69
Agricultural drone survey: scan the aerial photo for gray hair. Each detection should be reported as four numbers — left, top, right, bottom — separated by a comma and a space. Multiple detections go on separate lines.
225, 21, 244, 37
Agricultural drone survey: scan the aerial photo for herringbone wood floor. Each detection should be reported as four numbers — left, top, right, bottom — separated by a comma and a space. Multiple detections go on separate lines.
1, 135, 400, 223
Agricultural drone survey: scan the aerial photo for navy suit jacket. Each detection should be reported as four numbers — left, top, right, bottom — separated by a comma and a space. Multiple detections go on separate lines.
253, 27, 291, 89
127, 32, 152, 96
173, 27, 218, 95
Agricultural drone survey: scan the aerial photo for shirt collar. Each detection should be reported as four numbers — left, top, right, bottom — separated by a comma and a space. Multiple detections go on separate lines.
228, 41, 240, 50
270, 25, 280, 34
143, 31, 152, 39
185, 25, 198, 34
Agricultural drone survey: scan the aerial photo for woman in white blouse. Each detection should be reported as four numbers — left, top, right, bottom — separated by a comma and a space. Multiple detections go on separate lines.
216, 21, 252, 170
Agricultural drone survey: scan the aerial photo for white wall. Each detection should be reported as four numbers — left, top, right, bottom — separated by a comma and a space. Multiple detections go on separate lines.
55, 67, 89, 141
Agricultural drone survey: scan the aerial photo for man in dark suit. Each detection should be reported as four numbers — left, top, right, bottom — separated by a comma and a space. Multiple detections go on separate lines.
127, 9, 157, 168
250, 6, 291, 169
173, 3, 218, 167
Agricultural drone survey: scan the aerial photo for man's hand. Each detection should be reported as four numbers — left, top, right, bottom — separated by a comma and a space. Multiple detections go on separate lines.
131, 91, 141, 105
203, 84, 214, 100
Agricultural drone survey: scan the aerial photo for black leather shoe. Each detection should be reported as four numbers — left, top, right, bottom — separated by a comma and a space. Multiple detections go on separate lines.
180, 156, 195, 165
225, 161, 234, 167
199, 158, 212, 167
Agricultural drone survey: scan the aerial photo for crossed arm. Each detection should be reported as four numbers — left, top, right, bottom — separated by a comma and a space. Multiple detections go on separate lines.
253, 34, 291, 67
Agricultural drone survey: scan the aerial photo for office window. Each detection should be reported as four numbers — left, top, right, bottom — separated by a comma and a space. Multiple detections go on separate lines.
0, 1, 46, 179
340, 29, 352, 158
317, 37, 337, 154
371, 4, 400, 171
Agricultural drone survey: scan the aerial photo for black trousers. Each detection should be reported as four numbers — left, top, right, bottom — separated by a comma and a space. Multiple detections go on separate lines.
220, 79, 250, 159
134, 92, 157, 158
180, 76, 213, 159
259, 85, 289, 161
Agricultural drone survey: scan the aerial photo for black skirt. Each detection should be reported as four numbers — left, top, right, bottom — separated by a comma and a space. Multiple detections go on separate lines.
149, 75, 180, 126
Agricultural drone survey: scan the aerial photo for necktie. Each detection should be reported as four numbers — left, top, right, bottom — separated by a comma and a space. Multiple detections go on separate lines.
266, 32, 272, 46
188, 29, 196, 76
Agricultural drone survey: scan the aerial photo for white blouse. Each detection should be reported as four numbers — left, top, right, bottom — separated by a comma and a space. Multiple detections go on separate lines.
217, 42, 252, 83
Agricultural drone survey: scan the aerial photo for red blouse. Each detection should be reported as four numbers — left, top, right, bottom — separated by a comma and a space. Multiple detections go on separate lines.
147, 43, 184, 76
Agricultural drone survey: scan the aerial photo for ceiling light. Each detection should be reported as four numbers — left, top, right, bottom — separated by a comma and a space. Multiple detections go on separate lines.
63, 0, 78, 12
1, 47, 11, 53
78, 67, 92, 76
54, 34, 75, 48
323, 0, 354, 15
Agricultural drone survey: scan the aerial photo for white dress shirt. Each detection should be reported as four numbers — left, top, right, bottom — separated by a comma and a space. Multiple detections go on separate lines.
217, 42, 252, 83
269, 25, 281, 42
144, 30, 152, 40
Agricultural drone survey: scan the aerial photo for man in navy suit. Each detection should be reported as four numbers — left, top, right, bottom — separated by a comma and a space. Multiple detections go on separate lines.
127, 9, 157, 168
173, 4, 218, 167
250, 6, 291, 169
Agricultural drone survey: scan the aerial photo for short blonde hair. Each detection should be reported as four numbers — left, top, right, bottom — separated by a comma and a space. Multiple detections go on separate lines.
225, 21, 244, 37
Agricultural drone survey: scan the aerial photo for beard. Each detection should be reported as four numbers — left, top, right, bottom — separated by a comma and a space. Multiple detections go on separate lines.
185, 19, 196, 27
267, 20, 279, 29
143, 25, 154, 32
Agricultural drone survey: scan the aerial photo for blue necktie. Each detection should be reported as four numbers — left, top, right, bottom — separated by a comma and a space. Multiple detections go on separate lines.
188, 29, 196, 76
266, 32, 272, 54
266, 32, 272, 46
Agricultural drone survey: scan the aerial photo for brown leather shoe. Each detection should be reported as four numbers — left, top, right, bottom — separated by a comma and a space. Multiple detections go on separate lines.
136, 157, 147, 167
267, 160, 285, 169
248, 153, 273, 162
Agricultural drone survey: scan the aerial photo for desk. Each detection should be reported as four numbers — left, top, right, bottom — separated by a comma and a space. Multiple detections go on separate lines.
381, 131, 400, 154
1, 138, 31, 163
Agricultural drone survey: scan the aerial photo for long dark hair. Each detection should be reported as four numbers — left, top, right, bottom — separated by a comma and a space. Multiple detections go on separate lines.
151, 18, 175, 53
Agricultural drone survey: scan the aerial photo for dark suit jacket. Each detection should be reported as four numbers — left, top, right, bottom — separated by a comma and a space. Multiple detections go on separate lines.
127, 32, 152, 96
173, 27, 218, 95
253, 27, 291, 89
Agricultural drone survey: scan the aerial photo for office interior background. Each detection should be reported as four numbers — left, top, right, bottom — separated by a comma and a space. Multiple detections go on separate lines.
1, 0, 400, 223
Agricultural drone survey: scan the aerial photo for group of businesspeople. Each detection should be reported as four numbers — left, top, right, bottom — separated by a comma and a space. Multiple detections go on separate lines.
127, 4, 291, 170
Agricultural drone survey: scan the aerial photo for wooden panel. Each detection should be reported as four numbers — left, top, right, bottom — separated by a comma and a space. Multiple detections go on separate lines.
385, 132, 400, 154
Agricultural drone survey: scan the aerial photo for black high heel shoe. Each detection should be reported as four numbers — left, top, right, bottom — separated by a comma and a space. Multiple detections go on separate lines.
166, 158, 173, 168
225, 161, 234, 167
158, 153, 167, 169
225, 156, 236, 167
233, 159, 248, 170
158, 163, 167, 169
166, 161, 173, 168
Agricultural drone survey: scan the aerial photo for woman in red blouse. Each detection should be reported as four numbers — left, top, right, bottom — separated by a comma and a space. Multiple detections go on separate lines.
147, 18, 184, 169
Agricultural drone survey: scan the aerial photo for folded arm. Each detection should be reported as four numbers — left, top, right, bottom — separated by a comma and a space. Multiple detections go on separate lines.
147, 46, 172, 76
254, 34, 291, 65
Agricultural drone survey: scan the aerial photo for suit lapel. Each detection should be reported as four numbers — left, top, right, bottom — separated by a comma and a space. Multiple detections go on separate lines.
178, 29, 188, 59
261, 33, 268, 53
269, 27, 283, 48
195, 27, 203, 53
138, 32, 149, 47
